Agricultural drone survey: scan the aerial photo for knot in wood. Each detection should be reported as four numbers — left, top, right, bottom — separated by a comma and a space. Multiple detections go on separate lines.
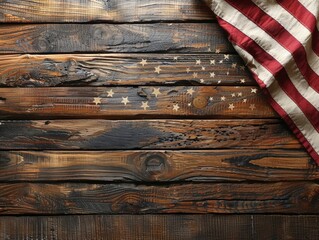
193, 96, 208, 109
145, 156, 165, 174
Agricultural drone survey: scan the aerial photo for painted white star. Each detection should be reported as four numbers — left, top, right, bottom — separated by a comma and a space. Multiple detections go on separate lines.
201, 66, 206, 70
226, 71, 229, 75
193, 72, 198, 78
240, 79, 246, 84
121, 97, 130, 105
152, 88, 161, 98
221, 96, 226, 101
228, 103, 235, 110
231, 63, 237, 68
208, 47, 212, 52
210, 72, 216, 78
215, 48, 221, 53
231, 93, 236, 97
210, 59, 216, 65
188, 102, 192, 107
251, 88, 257, 93
187, 88, 195, 95
107, 89, 114, 97
249, 104, 256, 110
243, 99, 247, 103
224, 54, 229, 60
209, 97, 214, 101
174, 56, 179, 61
186, 67, 191, 73
93, 97, 102, 105
196, 59, 201, 65
238, 92, 242, 97
140, 59, 147, 66
200, 79, 205, 83
173, 104, 180, 111
217, 80, 221, 84
240, 65, 246, 70
141, 101, 149, 110
155, 66, 162, 74
219, 60, 223, 64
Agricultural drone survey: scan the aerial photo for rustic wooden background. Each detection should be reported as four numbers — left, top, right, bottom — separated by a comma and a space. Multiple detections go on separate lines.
0, 0, 319, 239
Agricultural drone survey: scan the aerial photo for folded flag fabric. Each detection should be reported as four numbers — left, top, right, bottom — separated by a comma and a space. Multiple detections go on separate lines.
203, 0, 319, 164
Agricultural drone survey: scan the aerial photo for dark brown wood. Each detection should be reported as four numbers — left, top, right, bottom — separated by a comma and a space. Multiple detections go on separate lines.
0, 54, 254, 87
0, 182, 318, 214
0, 119, 300, 150
0, 23, 233, 54
0, 215, 318, 240
0, 0, 214, 23
0, 86, 275, 119
0, 150, 315, 182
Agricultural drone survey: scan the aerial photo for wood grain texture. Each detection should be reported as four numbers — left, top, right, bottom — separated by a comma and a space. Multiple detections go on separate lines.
0, 0, 214, 23
0, 86, 275, 119
0, 150, 315, 182
0, 119, 300, 150
0, 182, 318, 214
0, 23, 233, 53
0, 215, 318, 240
0, 54, 254, 87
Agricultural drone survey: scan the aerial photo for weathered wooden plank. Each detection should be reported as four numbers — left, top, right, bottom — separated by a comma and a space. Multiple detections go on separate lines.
0, 150, 315, 182
0, 0, 214, 23
0, 119, 299, 150
0, 86, 275, 119
0, 54, 254, 87
0, 182, 318, 214
0, 23, 233, 53
0, 215, 318, 240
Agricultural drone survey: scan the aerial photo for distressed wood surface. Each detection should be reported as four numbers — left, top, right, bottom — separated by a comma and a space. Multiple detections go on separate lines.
0, 0, 214, 23
0, 54, 254, 87
0, 86, 275, 119
0, 182, 318, 214
0, 23, 233, 54
1, 215, 318, 240
0, 150, 315, 182
0, 119, 300, 150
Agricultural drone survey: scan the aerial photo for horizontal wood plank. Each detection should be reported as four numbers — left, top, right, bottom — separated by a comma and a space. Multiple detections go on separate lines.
0, 54, 254, 87
0, 182, 318, 214
0, 215, 318, 240
0, 86, 275, 119
0, 23, 233, 54
0, 119, 300, 150
0, 150, 315, 182
0, 0, 214, 23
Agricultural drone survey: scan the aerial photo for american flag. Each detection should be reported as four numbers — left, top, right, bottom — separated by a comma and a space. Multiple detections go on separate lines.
203, 0, 319, 164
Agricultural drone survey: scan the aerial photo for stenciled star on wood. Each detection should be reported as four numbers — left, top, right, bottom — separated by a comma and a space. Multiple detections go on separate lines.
107, 89, 114, 97
240, 79, 246, 84
121, 97, 130, 105
152, 88, 161, 98
173, 104, 180, 111
210, 59, 216, 65
196, 59, 201, 65
210, 72, 215, 78
249, 104, 256, 110
140, 59, 147, 66
141, 101, 149, 110
154, 66, 162, 74
187, 88, 195, 95
228, 103, 235, 110
221, 96, 226, 101
93, 97, 102, 105
251, 88, 258, 93
224, 54, 230, 60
